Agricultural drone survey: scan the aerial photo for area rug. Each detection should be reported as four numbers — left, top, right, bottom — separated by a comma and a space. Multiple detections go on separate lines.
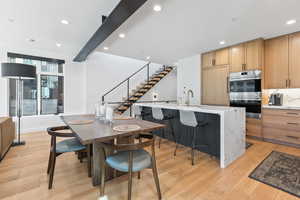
249, 151, 300, 198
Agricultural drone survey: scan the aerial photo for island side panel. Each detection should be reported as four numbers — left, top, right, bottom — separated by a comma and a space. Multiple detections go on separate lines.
221, 108, 246, 168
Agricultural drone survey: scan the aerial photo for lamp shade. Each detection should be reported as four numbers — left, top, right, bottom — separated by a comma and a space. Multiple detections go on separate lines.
1, 63, 36, 79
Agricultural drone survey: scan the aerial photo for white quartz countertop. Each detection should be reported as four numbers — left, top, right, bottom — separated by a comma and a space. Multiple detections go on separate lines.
262, 105, 300, 110
134, 103, 245, 115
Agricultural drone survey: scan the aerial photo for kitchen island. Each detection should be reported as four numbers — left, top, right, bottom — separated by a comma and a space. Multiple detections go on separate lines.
133, 103, 246, 168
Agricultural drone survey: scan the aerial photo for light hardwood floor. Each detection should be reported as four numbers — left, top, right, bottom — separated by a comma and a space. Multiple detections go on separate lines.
0, 132, 300, 200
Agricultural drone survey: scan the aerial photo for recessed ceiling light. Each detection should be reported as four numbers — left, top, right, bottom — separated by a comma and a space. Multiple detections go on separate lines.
103, 46, 109, 50
56, 43, 61, 47
153, 5, 162, 12
61, 19, 69, 25
146, 56, 151, 60
219, 40, 226, 45
119, 33, 125, 38
27, 38, 36, 42
286, 19, 296, 25
8, 18, 15, 23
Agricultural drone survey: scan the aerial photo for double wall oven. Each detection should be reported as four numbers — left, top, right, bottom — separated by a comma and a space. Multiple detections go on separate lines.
229, 70, 261, 119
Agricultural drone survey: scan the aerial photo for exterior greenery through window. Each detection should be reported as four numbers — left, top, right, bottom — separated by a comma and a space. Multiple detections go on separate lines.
8, 55, 64, 116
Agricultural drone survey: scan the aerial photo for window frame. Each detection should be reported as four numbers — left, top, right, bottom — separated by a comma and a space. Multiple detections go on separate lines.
7, 53, 65, 117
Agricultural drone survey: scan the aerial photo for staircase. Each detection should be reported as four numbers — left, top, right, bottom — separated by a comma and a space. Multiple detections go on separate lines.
102, 63, 174, 115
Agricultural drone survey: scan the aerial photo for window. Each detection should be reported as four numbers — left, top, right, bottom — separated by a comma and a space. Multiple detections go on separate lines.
8, 53, 65, 116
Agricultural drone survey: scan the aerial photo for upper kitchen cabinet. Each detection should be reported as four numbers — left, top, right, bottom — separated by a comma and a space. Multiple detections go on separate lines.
229, 39, 264, 72
202, 48, 229, 68
202, 52, 215, 68
289, 32, 300, 88
264, 36, 289, 89
230, 44, 245, 72
245, 39, 264, 71
215, 48, 229, 66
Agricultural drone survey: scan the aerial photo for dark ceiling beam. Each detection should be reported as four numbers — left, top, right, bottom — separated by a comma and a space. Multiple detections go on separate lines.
73, 0, 148, 62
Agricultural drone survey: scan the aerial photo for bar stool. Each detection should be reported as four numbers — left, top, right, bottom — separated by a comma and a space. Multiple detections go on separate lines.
178, 110, 208, 165
151, 107, 176, 149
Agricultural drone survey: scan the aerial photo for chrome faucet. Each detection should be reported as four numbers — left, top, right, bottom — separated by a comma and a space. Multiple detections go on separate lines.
186, 89, 194, 105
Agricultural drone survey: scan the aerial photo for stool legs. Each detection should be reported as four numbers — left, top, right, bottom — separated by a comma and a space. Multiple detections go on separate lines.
191, 127, 197, 166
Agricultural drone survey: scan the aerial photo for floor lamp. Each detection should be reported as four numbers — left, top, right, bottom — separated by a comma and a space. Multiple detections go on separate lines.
1, 63, 36, 146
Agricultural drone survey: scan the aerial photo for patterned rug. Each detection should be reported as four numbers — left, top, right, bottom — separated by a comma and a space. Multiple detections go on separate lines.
249, 151, 300, 198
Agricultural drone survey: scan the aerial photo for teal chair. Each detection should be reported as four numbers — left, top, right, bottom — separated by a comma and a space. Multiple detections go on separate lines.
99, 134, 162, 200
47, 126, 90, 189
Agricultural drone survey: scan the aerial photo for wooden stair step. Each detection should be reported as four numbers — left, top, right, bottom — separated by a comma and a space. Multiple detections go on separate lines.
143, 85, 152, 89
139, 88, 149, 92
160, 71, 168, 75
118, 106, 129, 111
129, 97, 139, 101
134, 93, 144, 97
151, 77, 161, 81
147, 81, 157, 85
165, 67, 173, 71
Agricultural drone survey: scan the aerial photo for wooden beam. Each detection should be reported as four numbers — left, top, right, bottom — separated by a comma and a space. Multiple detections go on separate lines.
73, 0, 148, 62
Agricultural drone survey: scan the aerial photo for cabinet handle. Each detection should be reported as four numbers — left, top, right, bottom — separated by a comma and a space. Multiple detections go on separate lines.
226, 77, 229, 93
286, 135, 299, 139
287, 122, 299, 125
286, 112, 299, 115
289, 79, 291, 88
212, 59, 216, 66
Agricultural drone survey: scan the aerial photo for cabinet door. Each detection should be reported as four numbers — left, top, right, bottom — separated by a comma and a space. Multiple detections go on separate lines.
245, 39, 263, 70
289, 32, 300, 88
230, 44, 245, 72
202, 68, 216, 104
214, 66, 229, 105
202, 52, 215, 68
202, 66, 229, 105
215, 48, 229, 66
264, 36, 289, 89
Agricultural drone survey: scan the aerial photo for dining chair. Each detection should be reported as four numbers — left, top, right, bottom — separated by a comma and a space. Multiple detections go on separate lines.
178, 110, 209, 165
99, 133, 162, 200
47, 126, 91, 189
151, 107, 176, 150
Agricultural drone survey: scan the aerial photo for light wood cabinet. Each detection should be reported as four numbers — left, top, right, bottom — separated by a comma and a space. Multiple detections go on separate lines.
289, 32, 300, 88
229, 39, 263, 72
202, 52, 215, 68
246, 118, 262, 138
245, 39, 264, 71
230, 44, 245, 72
264, 36, 289, 89
262, 108, 300, 146
202, 66, 229, 106
215, 48, 229, 66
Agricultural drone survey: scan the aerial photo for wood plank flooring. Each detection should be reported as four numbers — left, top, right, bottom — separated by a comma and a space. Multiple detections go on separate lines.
0, 132, 300, 200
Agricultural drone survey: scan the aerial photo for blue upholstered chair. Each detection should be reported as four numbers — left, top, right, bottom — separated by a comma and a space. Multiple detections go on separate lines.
47, 126, 90, 189
99, 134, 161, 200
178, 110, 208, 165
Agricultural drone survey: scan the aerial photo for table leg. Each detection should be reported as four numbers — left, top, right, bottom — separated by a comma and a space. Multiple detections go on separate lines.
92, 140, 114, 186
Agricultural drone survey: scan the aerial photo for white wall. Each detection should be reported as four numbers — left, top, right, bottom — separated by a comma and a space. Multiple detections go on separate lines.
85, 52, 169, 113
0, 45, 86, 133
177, 55, 201, 105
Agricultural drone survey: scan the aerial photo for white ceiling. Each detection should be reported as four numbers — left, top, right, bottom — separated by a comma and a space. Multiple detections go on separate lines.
1, 0, 300, 64
0, 0, 120, 57
96, 0, 300, 64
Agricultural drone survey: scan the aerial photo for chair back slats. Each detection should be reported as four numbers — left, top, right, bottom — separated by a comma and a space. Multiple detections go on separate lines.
179, 110, 198, 127
152, 107, 164, 120
47, 126, 76, 137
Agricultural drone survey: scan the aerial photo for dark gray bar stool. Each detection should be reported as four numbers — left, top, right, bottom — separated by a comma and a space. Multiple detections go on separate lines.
152, 107, 176, 149
178, 110, 209, 165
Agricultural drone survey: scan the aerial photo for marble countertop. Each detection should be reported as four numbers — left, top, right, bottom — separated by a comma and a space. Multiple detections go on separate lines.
134, 103, 245, 115
262, 105, 300, 110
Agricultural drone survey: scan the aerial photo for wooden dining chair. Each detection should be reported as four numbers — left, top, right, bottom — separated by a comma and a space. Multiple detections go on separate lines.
99, 133, 162, 200
46, 126, 91, 189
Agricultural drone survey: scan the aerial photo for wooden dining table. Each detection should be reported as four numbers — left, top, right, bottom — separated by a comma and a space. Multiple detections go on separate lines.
61, 114, 165, 186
